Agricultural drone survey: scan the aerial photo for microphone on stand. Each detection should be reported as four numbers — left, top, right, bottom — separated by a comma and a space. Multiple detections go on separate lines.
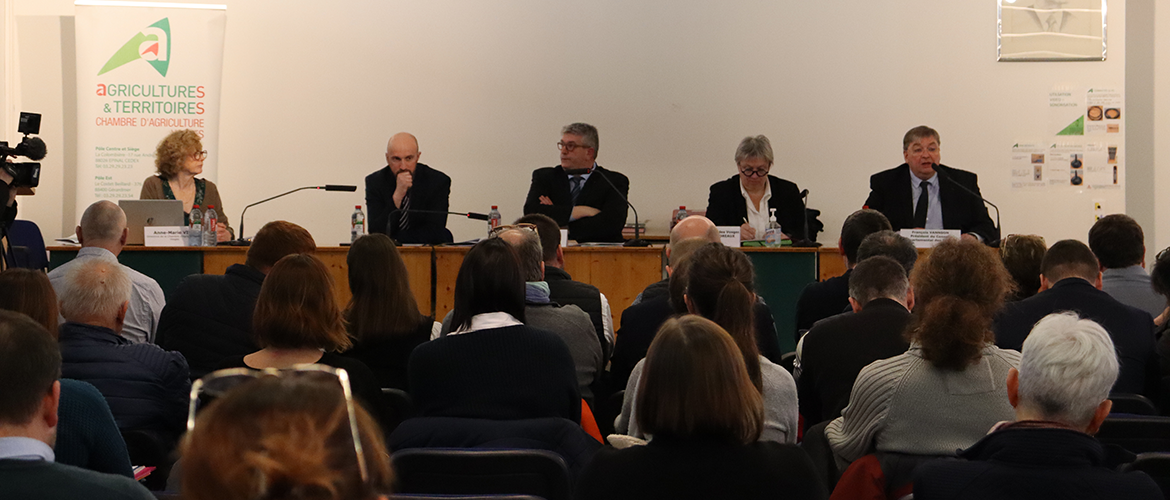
790, 189, 821, 248
386, 208, 492, 230
583, 167, 648, 247
932, 164, 1001, 246
228, 184, 358, 246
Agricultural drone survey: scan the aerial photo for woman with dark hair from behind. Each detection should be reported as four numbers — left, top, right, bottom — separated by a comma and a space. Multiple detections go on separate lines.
408, 237, 581, 422
826, 238, 1020, 470
340, 234, 436, 390
1001, 234, 1046, 301
217, 254, 387, 425
181, 375, 394, 500
616, 243, 798, 443
0, 268, 133, 477
578, 316, 826, 500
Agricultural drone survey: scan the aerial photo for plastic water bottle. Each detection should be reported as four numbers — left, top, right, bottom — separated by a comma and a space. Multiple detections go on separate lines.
488, 206, 502, 234
674, 206, 688, 229
189, 205, 203, 246
351, 205, 366, 243
764, 208, 782, 247
203, 205, 218, 247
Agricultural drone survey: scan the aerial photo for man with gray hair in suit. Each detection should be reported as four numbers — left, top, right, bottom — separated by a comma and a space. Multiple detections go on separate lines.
914, 313, 1162, 499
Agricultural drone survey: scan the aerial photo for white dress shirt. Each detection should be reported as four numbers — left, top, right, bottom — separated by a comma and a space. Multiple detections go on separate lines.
739, 180, 773, 239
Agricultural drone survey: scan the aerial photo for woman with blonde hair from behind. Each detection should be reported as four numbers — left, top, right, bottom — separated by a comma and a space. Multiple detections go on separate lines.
578, 316, 826, 500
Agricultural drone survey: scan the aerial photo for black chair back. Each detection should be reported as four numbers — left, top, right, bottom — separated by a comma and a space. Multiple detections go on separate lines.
1110, 393, 1159, 416
1096, 416, 1170, 454
6, 219, 47, 270
1120, 453, 1170, 500
779, 351, 797, 374
382, 387, 415, 433
392, 448, 570, 500
390, 496, 546, 500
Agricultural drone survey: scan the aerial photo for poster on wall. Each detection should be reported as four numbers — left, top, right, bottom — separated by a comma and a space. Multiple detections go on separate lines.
74, 0, 226, 223
1084, 87, 1122, 135
998, 0, 1106, 61
1009, 142, 1048, 190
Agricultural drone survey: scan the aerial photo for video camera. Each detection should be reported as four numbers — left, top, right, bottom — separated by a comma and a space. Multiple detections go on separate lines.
0, 112, 46, 188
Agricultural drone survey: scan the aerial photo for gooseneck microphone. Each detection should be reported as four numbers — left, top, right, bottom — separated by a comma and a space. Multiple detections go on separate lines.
582, 167, 648, 247
790, 189, 821, 248
932, 164, 1001, 246
229, 184, 358, 246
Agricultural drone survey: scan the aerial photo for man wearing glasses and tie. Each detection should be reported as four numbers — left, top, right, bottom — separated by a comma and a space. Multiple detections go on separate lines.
863, 126, 996, 244
705, 135, 807, 242
523, 122, 630, 243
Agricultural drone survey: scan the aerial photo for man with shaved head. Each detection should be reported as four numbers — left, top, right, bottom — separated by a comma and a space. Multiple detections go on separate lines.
48, 200, 165, 344
366, 132, 453, 244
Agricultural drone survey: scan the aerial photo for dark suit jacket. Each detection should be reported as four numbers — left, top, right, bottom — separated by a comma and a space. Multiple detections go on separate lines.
705, 175, 806, 239
523, 165, 629, 243
864, 164, 997, 243
993, 278, 1158, 396
797, 298, 912, 426
794, 269, 852, 343
365, 162, 453, 244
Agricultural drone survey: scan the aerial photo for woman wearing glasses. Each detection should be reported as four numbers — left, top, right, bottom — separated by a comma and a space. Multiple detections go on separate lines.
704, 135, 806, 242
140, 128, 233, 242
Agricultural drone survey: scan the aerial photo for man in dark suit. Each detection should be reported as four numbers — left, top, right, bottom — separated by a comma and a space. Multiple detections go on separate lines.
796, 255, 913, 426
365, 132, 453, 244
864, 126, 997, 243
523, 123, 629, 243
994, 240, 1158, 396
793, 209, 891, 342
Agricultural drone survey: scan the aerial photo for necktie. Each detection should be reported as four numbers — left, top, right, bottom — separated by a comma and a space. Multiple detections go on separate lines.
399, 191, 412, 231
913, 180, 929, 228
569, 176, 583, 204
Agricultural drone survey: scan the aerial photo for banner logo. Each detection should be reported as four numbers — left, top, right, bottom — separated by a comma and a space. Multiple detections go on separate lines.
98, 18, 171, 76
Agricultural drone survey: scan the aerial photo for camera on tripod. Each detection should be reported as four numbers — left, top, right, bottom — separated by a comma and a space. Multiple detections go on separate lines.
1, 112, 46, 188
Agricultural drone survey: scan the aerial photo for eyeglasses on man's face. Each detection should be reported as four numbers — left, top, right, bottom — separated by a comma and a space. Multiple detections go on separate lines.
557, 141, 590, 152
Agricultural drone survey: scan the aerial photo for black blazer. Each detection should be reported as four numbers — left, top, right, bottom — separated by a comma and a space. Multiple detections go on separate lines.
794, 269, 852, 343
365, 162, 453, 244
993, 278, 1158, 396
523, 165, 629, 243
864, 163, 997, 243
797, 298, 912, 426
705, 175, 806, 239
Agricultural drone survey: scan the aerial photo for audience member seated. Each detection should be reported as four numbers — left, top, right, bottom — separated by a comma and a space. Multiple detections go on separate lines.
826, 239, 1020, 471
156, 220, 316, 379
0, 310, 153, 500
913, 313, 1163, 500
1000, 234, 1047, 302
409, 238, 581, 422
631, 215, 720, 305
339, 234, 435, 391
578, 316, 827, 500
57, 258, 190, 444
795, 209, 891, 342
855, 229, 919, 274
180, 369, 393, 500
797, 256, 913, 427
516, 213, 614, 358
0, 269, 132, 477
216, 254, 386, 424
1089, 214, 1166, 317
48, 200, 165, 344
1149, 249, 1170, 374
618, 243, 798, 444
994, 239, 1158, 396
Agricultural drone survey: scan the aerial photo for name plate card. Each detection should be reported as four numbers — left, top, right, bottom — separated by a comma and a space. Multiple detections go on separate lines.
144, 226, 189, 247
560, 228, 569, 249
899, 229, 961, 248
717, 226, 741, 247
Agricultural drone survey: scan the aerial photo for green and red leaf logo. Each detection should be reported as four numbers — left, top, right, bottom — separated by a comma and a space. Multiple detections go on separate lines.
98, 18, 171, 76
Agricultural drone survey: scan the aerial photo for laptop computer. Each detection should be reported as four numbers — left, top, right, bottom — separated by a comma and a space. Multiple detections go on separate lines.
119, 199, 184, 245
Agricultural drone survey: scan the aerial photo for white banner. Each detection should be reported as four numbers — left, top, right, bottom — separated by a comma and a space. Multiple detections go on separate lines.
75, 1, 226, 222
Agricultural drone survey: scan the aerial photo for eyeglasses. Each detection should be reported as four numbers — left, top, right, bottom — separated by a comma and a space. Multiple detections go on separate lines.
556, 142, 591, 152
489, 223, 538, 238
739, 166, 769, 178
187, 365, 368, 483
191, 150, 208, 160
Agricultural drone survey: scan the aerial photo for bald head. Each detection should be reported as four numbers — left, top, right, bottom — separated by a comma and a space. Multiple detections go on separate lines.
386, 132, 421, 175
78, 201, 128, 250
670, 215, 719, 247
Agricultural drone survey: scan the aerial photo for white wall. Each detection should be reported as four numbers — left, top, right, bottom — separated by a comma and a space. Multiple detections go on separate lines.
13, 0, 1131, 247
1156, 2, 1170, 257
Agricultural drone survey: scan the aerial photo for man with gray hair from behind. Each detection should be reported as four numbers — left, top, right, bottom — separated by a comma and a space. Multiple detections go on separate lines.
48, 200, 165, 344
913, 312, 1162, 500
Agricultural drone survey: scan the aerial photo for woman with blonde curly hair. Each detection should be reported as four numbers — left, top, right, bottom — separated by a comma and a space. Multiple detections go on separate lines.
140, 129, 232, 242
826, 238, 1020, 471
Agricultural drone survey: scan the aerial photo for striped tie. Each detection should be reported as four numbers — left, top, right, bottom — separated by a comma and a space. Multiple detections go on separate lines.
570, 176, 583, 204
400, 191, 412, 231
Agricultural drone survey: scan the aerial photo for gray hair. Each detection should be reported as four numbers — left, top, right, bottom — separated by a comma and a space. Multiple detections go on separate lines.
734, 135, 774, 165
848, 255, 910, 305
58, 257, 132, 323
902, 125, 940, 151
80, 200, 127, 243
499, 229, 544, 282
561, 123, 599, 152
857, 230, 918, 274
1018, 312, 1118, 427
